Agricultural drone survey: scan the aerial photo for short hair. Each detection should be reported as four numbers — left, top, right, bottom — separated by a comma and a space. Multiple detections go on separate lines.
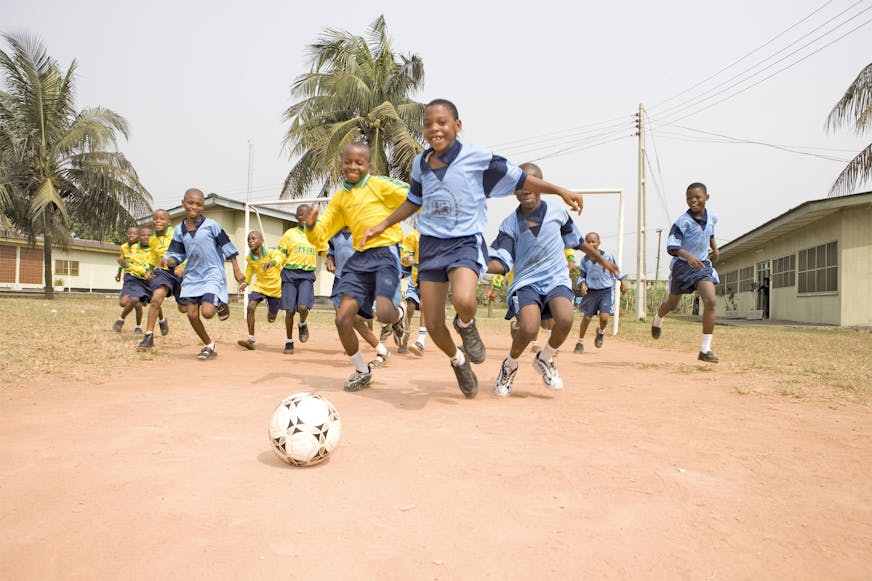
519, 162, 542, 179
686, 182, 707, 194
184, 188, 205, 200
342, 142, 370, 158
425, 98, 459, 120
585, 232, 601, 242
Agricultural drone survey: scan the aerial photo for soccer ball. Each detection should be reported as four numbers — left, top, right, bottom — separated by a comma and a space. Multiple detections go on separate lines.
268, 392, 342, 466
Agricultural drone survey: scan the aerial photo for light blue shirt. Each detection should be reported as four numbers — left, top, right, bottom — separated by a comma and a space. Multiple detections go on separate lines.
579, 249, 622, 290
328, 230, 355, 278
667, 209, 717, 268
166, 216, 238, 302
407, 141, 525, 238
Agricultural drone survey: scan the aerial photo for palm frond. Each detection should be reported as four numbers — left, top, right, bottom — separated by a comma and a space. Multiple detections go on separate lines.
829, 142, 872, 197
827, 62, 872, 134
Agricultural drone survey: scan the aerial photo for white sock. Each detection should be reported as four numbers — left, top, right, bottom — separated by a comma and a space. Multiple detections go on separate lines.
249, 335, 256, 342
145, 330, 154, 337
451, 348, 466, 367
350, 351, 368, 373
653, 314, 663, 327
506, 356, 519, 370
540, 343, 557, 361
417, 328, 427, 345
206, 342, 215, 350
135, 325, 142, 330
395, 304, 405, 324
456, 316, 473, 328
701, 334, 713, 353
376, 343, 388, 356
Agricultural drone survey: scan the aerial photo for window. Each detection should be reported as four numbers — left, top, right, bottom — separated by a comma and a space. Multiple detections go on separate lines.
719, 270, 738, 297
772, 254, 795, 289
798, 242, 837, 293
0, 245, 15, 283
54, 259, 80, 276
739, 266, 755, 292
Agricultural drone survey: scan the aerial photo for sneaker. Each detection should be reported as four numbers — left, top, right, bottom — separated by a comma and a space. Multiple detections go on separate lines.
532, 352, 563, 390
452, 315, 486, 364
574, 342, 584, 354
451, 349, 479, 398
237, 338, 256, 350
217, 302, 230, 321
344, 369, 372, 392
698, 350, 720, 363
298, 323, 309, 343
134, 326, 143, 335
594, 330, 604, 349
409, 341, 424, 357
392, 308, 408, 348
379, 324, 392, 342
112, 319, 124, 332
159, 318, 169, 336
283, 341, 295, 355
368, 351, 390, 369
651, 325, 661, 339
137, 333, 154, 351
197, 345, 217, 360
530, 342, 542, 354
493, 358, 518, 397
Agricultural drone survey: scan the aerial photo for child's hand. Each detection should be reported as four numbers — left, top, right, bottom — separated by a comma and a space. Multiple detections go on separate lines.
174, 265, 185, 278
303, 204, 321, 227
400, 254, 413, 267
326, 258, 336, 273
158, 257, 168, 269
581, 282, 589, 295
117, 256, 126, 267
235, 272, 246, 284
687, 256, 704, 270
358, 224, 385, 250
560, 189, 584, 214
709, 248, 720, 264
263, 261, 274, 272
238, 281, 247, 291
619, 280, 628, 295
114, 273, 121, 283
602, 260, 620, 277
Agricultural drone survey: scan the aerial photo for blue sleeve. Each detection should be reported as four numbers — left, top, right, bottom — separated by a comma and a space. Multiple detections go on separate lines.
214, 224, 238, 260
489, 230, 515, 273
166, 229, 186, 264
579, 257, 590, 285
666, 223, 683, 257
560, 212, 581, 249
482, 152, 526, 199
407, 154, 424, 206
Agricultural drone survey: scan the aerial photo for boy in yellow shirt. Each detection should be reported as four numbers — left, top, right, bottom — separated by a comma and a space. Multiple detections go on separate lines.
237, 230, 286, 350
276, 207, 319, 354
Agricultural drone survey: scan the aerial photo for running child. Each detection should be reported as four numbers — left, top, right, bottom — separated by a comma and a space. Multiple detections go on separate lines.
573, 232, 627, 354
236, 230, 286, 350
400, 227, 427, 356
300, 142, 409, 392
138, 209, 184, 350
359, 99, 584, 398
651, 182, 721, 363
164, 188, 245, 360
487, 163, 618, 396
276, 206, 319, 354
112, 225, 146, 333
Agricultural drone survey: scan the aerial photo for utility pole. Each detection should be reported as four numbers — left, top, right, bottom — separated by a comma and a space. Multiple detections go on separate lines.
655, 227, 663, 283
246, 140, 254, 203
635, 103, 647, 321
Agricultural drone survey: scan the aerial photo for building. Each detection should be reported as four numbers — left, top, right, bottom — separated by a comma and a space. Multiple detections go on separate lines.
714, 191, 872, 326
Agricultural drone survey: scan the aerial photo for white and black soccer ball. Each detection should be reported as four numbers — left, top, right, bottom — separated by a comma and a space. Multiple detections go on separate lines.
268, 392, 342, 466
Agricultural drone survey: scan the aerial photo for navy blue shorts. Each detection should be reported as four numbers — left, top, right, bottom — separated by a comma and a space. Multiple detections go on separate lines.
249, 291, 280, 315
121, 274, 151, 302
418, 234, 487, 282
334, 246, 400, 319
280, 269, 315, 311
178, 293, 221, 307
506, 285, 574, 321
668, 260, 718, 295
579, 287, 614, 316
404, 281, 420, 307
151, 268, 182, 301
330, 278, 343, 309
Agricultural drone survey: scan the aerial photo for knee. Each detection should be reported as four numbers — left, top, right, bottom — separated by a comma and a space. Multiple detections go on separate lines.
701, 295, 717, 310
335, 313, 354, 333
551, 317, 573, 336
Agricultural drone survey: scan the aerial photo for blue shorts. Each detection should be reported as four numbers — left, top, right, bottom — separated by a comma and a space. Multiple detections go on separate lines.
150, 268, 182, 301
249, 291, 281, 315
334, 246, 400, 319
404, 282, 420, 307
668, 260, 719, 295
178, 293, 221, 307
121, 274, 151, 302
280, 269, 315, 311
506, 285, 574, 321
418, 234, 487, 283
579, 287, 614, 317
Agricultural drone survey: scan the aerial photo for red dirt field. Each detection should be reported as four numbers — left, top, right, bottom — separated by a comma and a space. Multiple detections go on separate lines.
1, 321, 870, 580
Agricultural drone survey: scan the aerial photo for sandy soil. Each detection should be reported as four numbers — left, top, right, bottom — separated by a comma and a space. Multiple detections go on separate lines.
1, 320, 870, 580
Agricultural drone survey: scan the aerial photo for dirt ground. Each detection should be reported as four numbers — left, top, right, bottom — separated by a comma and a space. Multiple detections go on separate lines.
1, 319, 870, 580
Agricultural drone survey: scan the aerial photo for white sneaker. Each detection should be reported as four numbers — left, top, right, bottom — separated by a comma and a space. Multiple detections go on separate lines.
532, 352, 563, 390
493, 357, 517, 397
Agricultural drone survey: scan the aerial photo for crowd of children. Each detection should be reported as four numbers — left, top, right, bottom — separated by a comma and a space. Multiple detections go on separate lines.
113, 99, 721, 395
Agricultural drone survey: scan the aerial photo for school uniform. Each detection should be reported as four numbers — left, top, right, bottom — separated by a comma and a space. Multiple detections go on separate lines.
244, 246, 285, 314
666, 209, 719, 294
579, 249, 622, 316
165, 215, 239, 306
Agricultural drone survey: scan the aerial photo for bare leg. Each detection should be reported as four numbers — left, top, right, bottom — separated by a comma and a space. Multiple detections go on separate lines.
353, 316, 380, 349
284, 310, 296, 341
245, 300, 259, 336
145, 286, 169, 333
335, 296, 361, 356
448, 267, 479, 324
186, 303, 212, 345
545, 296, 574, 348
698, 281, 717, 334
420, 280, 454, 357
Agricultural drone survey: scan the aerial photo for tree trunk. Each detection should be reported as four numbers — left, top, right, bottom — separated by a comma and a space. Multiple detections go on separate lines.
43, 231, 54, 300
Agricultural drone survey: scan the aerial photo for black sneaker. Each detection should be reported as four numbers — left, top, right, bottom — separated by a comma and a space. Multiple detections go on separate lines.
698, 350, 719, 363
392, 312, 408, 348
368, 351, 390, 369
344, 369, 372, 392
298, 323, 309, 343
217, 302, 230, 321
197, 345, 217, 360
574, 342, 584, 354
134, 326, 143, 335
594, 330, 604, 348
283, 341, 295, 355
651, 325, 661, 339
237, 338, 256, 350
112, 319, 124, 332
159, 318, 169, 336
452, 315, 485, 364
451, 350, 479, 398
138, 333, 154, 351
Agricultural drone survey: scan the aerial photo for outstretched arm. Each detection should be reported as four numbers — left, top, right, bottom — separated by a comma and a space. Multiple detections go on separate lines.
358, 201, 419, 250
523, 175, 584, 214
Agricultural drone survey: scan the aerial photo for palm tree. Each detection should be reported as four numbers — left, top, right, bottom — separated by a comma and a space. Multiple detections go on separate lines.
0, 32, 151, 298
826, 62, 872, 197
281, 15, 426, 199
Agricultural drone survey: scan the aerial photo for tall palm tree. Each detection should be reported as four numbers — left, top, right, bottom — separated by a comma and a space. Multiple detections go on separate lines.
0, 32, 151, 298
826, 62, 872, 197
281, 15, 426, 199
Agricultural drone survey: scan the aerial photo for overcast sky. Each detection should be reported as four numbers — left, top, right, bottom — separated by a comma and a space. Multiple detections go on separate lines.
4, 0, 870, 276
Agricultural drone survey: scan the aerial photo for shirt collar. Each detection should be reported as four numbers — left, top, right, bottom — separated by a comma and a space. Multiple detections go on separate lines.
423, 140, 462, 168
515, 201, 546, 232
182, 215, 206, 234
343, 173, 371, 191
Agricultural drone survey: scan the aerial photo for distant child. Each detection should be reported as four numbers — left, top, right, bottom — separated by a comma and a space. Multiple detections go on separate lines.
400, 228, 427, 356
164, 188, 245, 360
487, 163, 618, 396
573, 232, 627, 354
138, 209, 183, 351
112, 225, 145, 333
276, 206, 319, 354
236, 231, 286, 350
301, 143, 409, 392
651, 182, 721, 363
360, 99, 584, 398
326, 226, 393, 368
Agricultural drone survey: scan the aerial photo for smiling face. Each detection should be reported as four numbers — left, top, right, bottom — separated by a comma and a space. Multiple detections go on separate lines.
247, 231, 263, 252
138, 227, 152, 246
181, 190, 205, 221
341, 144, 372, 184
514, 189, 541, 213
125, 227, 140, 244
585, 232, 601, 252
423, 103, 461, 154
152, 210, 170, 234
686, 186, 709, 215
